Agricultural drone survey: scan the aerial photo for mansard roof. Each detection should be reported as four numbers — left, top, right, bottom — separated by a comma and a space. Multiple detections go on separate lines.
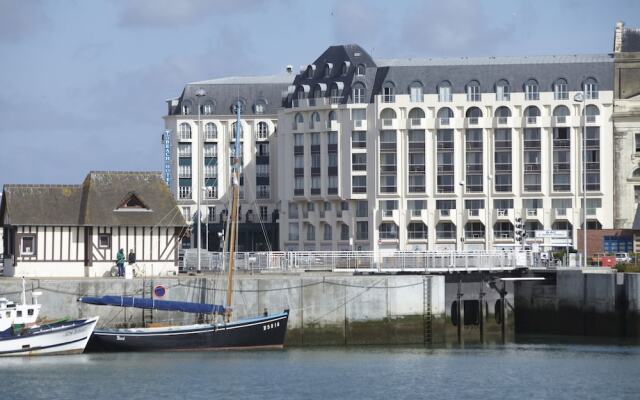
1, 172, 187, 227
171, 73, 293, 116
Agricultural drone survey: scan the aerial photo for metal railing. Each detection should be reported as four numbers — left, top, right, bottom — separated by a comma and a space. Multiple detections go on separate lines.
181, 250, 535, 273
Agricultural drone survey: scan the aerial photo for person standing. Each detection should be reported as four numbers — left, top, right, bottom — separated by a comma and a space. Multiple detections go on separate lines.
116, 248, 125, 277
128, 249, 136, 265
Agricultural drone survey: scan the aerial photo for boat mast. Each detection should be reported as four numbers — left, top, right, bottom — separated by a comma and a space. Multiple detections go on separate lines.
225, 99, 242, 322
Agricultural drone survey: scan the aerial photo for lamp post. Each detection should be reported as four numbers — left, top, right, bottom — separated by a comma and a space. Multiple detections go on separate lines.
195, 88, 206, 272
458, 180, 465, 251
574, 91, 587, 268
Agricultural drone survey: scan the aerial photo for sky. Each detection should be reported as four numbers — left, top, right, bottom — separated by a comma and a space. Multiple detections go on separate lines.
0, 0, 638, 187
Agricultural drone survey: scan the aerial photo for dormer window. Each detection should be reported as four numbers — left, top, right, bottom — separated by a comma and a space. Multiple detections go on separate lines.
466, 80, 481, 101
306, 65, 315, 79
116, 193, 150, 212
201, 100, 215, 115
554, 78, 568, 100
181, 100, 192, 115
324, 64, 332, 78
356, 64, 365, 76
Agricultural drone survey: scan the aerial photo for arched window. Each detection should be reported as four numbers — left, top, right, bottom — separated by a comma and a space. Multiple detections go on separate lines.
495, 106, 512, 118
380, 108, 397, 119
409, 81, 423, 102
254, 99, 266, 114
382, 81, 395, 103
465, 107, 483, 118
379, 222, 399, 239
328, 110, 337, 122
633, 168, 640, 178
438, 81, 452, 102
341, 61, 350, 76
324, 64, 332, 78
178, 123, 191, 140
408, 108, 425, 125
524, 106, 541, 117
466, 80, 481, 101
553, 105, 570, 123
330, 82, 341, 104
493, 222, 514, 239
231, 122, 243, 139
312, 85, 323, 99
352, 82, 366, 104
294, 112, 304, 129
257, 122, 268, 140
408, 222, 428, 240
583, 77, 598, 99
231, 99, 245, 114
436, 222, 456, 239
204, 122, 217, 140
495, 79, 510, 101
465, 222, 485, 239
356, 64, 365, 76
306, 65, 315, 79
554, 78, 568, 100
323, 224, 332, 241
437, 107, 454, 125
181, 100, 192, 115
310, 112, 320, 129
524, 79, 539, 100
201, 100, 215, 115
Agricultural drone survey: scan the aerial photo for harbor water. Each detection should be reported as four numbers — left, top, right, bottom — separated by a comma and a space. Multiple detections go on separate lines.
3, 342, 640, 400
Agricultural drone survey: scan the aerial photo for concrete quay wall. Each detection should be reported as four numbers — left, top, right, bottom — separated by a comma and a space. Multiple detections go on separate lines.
0, 273, 516, 346
515, 270, 640, 338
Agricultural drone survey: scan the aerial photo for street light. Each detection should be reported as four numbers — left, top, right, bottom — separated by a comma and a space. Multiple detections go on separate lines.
574, 91, 587, 268
458, 180, 465, 250
195, 88, 206, 272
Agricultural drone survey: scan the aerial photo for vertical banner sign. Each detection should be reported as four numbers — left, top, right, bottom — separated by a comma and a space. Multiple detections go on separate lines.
163, 129, 172, 185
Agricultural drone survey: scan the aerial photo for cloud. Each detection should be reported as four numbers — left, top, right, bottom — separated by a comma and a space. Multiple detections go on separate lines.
330, 0, 386, 46
113, 0, 278, 28
0, 0, 49, 42
400, 0, 518, 56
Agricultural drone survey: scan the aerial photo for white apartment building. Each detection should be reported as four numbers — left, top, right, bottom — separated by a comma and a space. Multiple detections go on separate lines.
278, 45, 613, 252
163, 75, 292, 251
165, 22, 640, 254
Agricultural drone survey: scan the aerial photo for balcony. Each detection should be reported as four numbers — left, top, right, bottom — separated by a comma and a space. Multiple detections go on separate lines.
328, 187, 338, 195
179, 186, 192, 200
585, 115, 598, 124
353, 119, 367, 130
495, 163, 511, 172
468, 209, 481, 218
409, 209, 424, 219
409, 142, 425, 151
380, 165, 397, 173
525, 116, 538, 126
382, 95, 395, 103
524, 163, 541, 172
438, 117, 451, 127
526, 208, 538, 217
553, 163, 570, 172
437, 185, 454, 193
330, 96, 343, 105
308, 97, 329, 107
437, 141, 454, 150
524, 140, 541, 149
466, 117, 479, 126
437, 164, 454, 173
409, 118, 425, 128
466, 164, 483, 173
380, 142, 397, 152
439, 209, 451, 218
256, 187, 270, 199
292, 99, 308, 108
465, 141, 482, 150
553, 139, 570, 148
554, 116, 568, 125
294, 145, 304, 155
381, 119, 397, 129
408, 164, 425, 173
381, 209, 395, 219
586, 162, 600, 171
496, 117, 509, 125
204, 187, 217, 199
494, 140, 511, 150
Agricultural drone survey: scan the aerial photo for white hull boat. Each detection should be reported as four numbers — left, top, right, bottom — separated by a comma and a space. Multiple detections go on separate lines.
0, 316, 99, 356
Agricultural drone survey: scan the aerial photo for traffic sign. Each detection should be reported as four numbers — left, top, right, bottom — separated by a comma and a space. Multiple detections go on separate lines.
535, 230, 568, 239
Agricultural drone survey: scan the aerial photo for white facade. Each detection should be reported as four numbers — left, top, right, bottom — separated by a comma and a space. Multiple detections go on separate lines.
278, 89, 613, 252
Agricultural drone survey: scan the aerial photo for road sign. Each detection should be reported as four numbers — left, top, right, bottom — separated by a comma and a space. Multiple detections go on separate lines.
549, 238, 572, 246
535, 230, 569, 239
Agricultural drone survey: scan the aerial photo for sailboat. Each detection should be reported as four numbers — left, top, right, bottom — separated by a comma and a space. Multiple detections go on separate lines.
79, 98, 289, 352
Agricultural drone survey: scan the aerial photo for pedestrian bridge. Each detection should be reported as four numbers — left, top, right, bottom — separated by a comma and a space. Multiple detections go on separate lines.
181, 250, 535, 274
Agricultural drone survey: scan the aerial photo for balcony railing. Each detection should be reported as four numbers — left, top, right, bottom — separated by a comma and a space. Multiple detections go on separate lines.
553, 139, 570, 148
381, 118, 394, 127
439, 117, 450, 126
204, 187, 217, 199
526, 116, 538, 125
179, 186, 192, 199
439, 209, 451, 217
554, 116, 567, 124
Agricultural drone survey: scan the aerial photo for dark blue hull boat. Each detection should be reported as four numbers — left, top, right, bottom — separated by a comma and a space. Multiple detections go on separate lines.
85, 311, 288, 352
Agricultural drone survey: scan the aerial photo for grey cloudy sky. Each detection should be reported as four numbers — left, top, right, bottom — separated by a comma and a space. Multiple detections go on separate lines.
0, 0, 638, 187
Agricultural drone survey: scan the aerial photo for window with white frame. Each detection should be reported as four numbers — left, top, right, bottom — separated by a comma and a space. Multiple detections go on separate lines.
178, 123, 191, 140
254, 100, 266, 114
495, 80, 510, 101
201, 101, 214, 115
204, 123, 217, 140
438, 81, 452, 102
356, 64, 365, 76
583, 78, 598, 100
382, 83, 395, 103
466, 80, 481, 101
352, 83, 366, 104
21, 236, 36, 256
257, 122, 268, 140
525, 79, 539, 100
98, 234, 111, 248
182, 207, 191, 222
554, 78, 568, 100
409, 82, 423, 102
288, 202, 298, 219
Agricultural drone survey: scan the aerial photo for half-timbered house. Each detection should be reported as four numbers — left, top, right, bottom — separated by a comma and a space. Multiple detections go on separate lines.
0, 171, 187, 277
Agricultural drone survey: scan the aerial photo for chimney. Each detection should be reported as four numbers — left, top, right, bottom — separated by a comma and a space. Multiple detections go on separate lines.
614, 21, 625, 53
285, 65, 293, 74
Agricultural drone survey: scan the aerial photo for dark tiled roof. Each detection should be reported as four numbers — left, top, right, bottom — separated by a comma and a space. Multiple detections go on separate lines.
622, 29, 640, 52
1, 172, 187, 227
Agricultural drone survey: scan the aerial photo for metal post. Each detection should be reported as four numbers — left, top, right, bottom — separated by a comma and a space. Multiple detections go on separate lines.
582, 105, 588, 268
195, 88, 206, 273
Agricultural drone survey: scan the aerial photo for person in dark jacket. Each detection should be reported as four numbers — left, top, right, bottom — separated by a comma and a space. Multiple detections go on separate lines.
128, 249, 136, 265
116, 249, 125, 277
